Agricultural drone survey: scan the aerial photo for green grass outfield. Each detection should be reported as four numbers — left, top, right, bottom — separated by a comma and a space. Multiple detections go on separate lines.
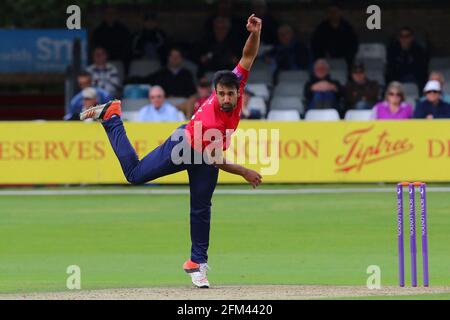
0, 185, 449, 298
340, 293, 450, 300
338, 292, 450, 300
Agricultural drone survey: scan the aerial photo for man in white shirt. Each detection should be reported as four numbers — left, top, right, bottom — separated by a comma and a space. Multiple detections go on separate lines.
138, 86, 185, 122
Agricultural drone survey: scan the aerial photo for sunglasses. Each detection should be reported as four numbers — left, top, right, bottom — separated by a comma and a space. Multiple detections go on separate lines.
388, 92, 402, 97
426, 90, 440, 94
150, 95, 163, 98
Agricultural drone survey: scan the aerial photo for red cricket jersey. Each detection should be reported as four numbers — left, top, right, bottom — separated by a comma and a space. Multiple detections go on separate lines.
193, 97, 208, 114
185, 64, 249, 152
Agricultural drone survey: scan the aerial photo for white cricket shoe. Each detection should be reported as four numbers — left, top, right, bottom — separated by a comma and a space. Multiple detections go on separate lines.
183, 259, 210, 288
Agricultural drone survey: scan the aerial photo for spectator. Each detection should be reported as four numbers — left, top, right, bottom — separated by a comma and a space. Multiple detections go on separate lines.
204, 0, 246, 46
241, 87, 262, 119
176, 78, 212, 119
151, 48, 197, 98
193, 79, 213, 114
386, 27, 428, 92
177, 78, 213, 119
132, 13, 168, 64
266, 24, 311, 73
79, 88, 99, 122
304, 59, 343, 111
372, 82, 413, 120
138, 86, 185, 122
86, 47, 122, 98
252, 0, 279, 45
198, 16, 240, 73
419, 71, 450, 104
311, 2, 358, 67
414, 80, 450, 119
343, 62, 379, 111
64, 72, 112, 120
91, 7, 132, 65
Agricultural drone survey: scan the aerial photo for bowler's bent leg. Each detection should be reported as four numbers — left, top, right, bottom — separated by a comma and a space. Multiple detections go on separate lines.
102, 117, 186, 184
188, 163, 219, 263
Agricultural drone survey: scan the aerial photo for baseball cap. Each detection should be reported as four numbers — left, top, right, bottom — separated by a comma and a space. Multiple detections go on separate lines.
351, 62, 365, 73
81, 87, 97, 99
423, 80, 441, 93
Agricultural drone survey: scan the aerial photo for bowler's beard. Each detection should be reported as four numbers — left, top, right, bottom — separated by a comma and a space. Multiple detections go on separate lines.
220, 103, 236, 112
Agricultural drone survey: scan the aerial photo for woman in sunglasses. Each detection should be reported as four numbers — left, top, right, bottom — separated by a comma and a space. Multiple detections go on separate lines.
372, 81, 413, 120
414, 80, 450, 119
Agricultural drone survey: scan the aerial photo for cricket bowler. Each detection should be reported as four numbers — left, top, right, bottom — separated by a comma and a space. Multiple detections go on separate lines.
80, 14, 263, 288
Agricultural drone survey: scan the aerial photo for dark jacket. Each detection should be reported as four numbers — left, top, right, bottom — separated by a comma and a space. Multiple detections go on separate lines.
344, 79, 379, 111
91, 21, 132, 63
151, 67, 196, 98
311, 19, 358, 65
304, 75, 343, 111
132, 27, 168, 64
414, 99, 450, 119
269, 41, 312, 72
386, 41, 428, 90
259, 14, 279, 45
198, 35, 241, 72
204, 15, 246, 47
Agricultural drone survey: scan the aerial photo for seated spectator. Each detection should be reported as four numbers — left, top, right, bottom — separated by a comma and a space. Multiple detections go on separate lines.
414, 80, 450, 119
419, 71, 450, 104
86, 47, 122, 98
177, 78, 213, 119
204, 0, 246, 47
91, 7, 132, 65
193, 79, 213, 114
241, 88, 262, 119
65, 72, 112, 120
132, 13, 168, 64
343, 62, 379, 111
372, 82, 413, 120
198, 16, 240, 73
79, 88, 99, 122
151, 48, 197, 98
311, 2, 358, 67
138, 86, 185, 122
386, 26, 428, 92
266, 24, 311, 73
304, 59, 343, 111
252, 0, 279, 45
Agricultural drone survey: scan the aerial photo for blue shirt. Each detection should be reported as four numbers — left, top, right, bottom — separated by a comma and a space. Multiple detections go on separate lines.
138, 102, 185, 122
414, 99, 450, 119
65, 87, 112, 120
